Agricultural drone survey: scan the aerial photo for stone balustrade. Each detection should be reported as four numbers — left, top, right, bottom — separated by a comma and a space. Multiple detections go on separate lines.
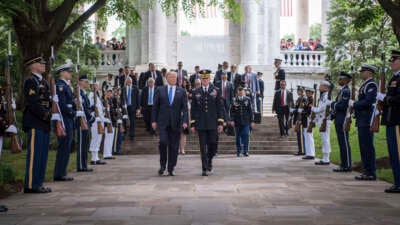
85, 50, 128, 74
280, 50, 328, 74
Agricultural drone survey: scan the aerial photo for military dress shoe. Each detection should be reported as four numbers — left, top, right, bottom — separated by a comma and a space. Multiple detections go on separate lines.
77, 168, 94, 172
355, 174, 376, 181
104, 156, 115, 160
333, 167, 352, 173
90, 160, 107, 165
385, 185, 400, 193
168, 171, 175, 176
54, 176, 74, 182
0, 205, 8, 212
315, 160, 330, 165
293, 152, 304, 156
243, 153, 249, 157
158, 167, 165, 176
302, 156, 315, 160
202, 171, 208, 176
24, 186, 51, 193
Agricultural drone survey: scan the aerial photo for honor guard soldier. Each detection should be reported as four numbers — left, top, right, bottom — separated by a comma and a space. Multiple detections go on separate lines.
191, 70, 224, 176
103, 87, 116, 160
331, 72, 352, 172
292, 86, 307, 156
311, 81, 332, 165
303, 87, 316, 160
22, 56, 52, 193
379, 50, 400, 193
77, 75, 95, 172
53, 62, 84, 181
230, 87, 254, 157
353, 64, 378, 180
273, 58, 285, 91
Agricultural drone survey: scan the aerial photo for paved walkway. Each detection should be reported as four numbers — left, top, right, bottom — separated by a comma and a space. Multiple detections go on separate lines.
1, 155, 400, 225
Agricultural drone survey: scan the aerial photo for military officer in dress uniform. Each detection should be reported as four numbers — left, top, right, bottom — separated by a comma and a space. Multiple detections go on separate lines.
303, 87, 316, 160
53, 62, 84, 181
311, 81, 332, 165
353, 64, 378, 180
378, 50, 400, 193
230, 87, 254, 157
191, 70, 225, 176
331, 72, 352, 172
292, 86, 307, 156
77, 75, 95, 172
274, 58, 285, 91
22, 56, 52, 193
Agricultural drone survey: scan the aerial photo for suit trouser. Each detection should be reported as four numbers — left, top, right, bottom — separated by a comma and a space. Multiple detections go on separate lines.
386, 125, 400, 186
335, 121, 352, 169
303, 127, 315, 157
103, 126, 115, 158
127, 106, 136, 139
54, 122, 73, 179
318, 120, 331, 162
235, 125, 250, 154
77, 126, 89, 170
142, 106, 154, 134
357, 126, 376, 177
89, 122, 103, 161
158, 126, 180, 172
277, 108, 289, 136
113, 126, 124, 154
198, 129, 218, 171
24, 128, 50, 189
296, 125, 305, 154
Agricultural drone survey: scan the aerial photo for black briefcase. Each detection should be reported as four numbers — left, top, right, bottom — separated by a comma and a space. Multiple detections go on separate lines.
254, 112, 262, 124
224, 124, 236, 136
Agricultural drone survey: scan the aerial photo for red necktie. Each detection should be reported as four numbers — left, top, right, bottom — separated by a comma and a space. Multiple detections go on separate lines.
222, 82, 226, 99
280, 90, 285, 106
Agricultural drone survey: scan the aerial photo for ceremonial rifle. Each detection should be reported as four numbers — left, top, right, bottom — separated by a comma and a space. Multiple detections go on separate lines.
93, 74, 105, 134
294, 95, 304, 133
307, 84, 318, 133
103, 97, 113, 133
75, 48, 89, 130
115, 89, 125, 133
370, 53, 386, 132
344, 66, 356, 132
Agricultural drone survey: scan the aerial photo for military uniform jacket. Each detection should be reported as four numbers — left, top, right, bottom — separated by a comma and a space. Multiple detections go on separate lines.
274, 68, 285, 89
190, 85, 224, 130
331, 85, 350, 124
230, 96, 253, 127
354, 78, 377, 127
382, 72, 400, 126
312, 92, 330, 125
56, 79, 76, 130
88, 92, 105, 120
0, 100, 8, 136
22, 73, 51, 132
293, 96, 307, 127
80, 89, 95, 126
304, 97, 314, 127
103, 98, 116, 127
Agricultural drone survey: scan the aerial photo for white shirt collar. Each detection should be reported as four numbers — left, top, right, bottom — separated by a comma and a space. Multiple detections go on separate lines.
32, 73, 43, 81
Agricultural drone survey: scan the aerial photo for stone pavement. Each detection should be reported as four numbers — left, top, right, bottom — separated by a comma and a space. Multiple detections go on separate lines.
1, 155, 400, 225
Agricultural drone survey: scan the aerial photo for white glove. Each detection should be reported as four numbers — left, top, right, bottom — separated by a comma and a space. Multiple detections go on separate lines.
289, 108, 295, 113
51, 113, 61, 121
117, 119, 122, 124
325, 100, 332, 105
5, 125, 17, 134
95, 117, 102, 122
124, 104, 128, 108
11, 100, 16, 110
376, 92, 386, 101
52, 94, 59, 103
76, 111, 85, 117
297, 108, 303, 113
349, 100, 354, 107
123, 115, 129, 119
104, 118, 111, 124
311, 107, 318, 113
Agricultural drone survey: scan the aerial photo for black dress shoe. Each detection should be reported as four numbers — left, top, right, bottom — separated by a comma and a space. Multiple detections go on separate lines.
54, 176, 74, 182
104, 157, 115, 160
168, 171, 175, 176
90, 160, 107, 165
158, 167, 165, 176
243, 153, 249, 157
207, 166, 213, 172
385, 185, 400, 193
0, 205, 8, 212
355, 174, 376, 181
202, 171, 208, 176
315, 160, 330, 165
24, 187, 49, 193
302, 156, 315, 160
77, 168, 94, 172
333, 167, 352, 173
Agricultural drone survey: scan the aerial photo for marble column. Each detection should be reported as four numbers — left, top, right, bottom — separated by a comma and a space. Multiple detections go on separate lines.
321, 0, 331, 45
148, 2, 167, 65
127, 25, 142, 66
265, 0, 281, 64
296, 0, 309, 40
240, 0, 258, 65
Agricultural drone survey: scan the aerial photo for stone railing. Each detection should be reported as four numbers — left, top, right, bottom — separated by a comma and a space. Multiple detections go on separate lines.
85, 50, 128, 74
279, 50, 328, 73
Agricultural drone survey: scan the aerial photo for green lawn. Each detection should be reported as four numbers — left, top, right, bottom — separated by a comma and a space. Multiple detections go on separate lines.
313, 122, 394, 183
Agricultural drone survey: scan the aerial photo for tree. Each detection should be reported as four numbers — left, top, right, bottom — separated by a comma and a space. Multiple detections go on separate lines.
309, 23, 321, 40
377, 0, 400, 45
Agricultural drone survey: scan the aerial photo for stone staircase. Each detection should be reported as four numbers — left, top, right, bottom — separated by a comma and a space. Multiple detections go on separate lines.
121, 116, 298, 155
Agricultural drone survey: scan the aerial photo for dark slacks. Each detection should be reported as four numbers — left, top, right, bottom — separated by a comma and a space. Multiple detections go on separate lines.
77, 126, 89, 170
357, 126, 376, 176
158, 126, 181, 172
24, 128, 50, 189
386, 125, 400, 186
54, 119, 73, 179
127, 105, 136, 139
142, 106, 154, 134
277, 106, 289, 136
296, 124, 305, 154
198, 129, 218, 171
235, 125, 250, 154
335, 121, 351, 169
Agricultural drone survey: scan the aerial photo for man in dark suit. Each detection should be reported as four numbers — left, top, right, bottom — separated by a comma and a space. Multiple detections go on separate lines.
141, 78, 156, 135
121, 77, 140, 141
214, 61, 229, 84
274, 58, 286, 91
139, 63, 163, 89
175, 61, 188, 88
190, 66, 201, 88
114, 68, 125, 88
272, 80, 294, 137
257, 72, 264, 112
152, 71, 188, 176
231, 64, 242, 94
215, 71, 234, 121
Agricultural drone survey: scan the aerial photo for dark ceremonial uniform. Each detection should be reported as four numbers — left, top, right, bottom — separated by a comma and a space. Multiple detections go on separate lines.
22, 60, 51, 192
382, 50, 400, 192
294, 93, 307, 155
274, 67, 285, 91
54, 78, 76, 180
354, 74, 377, 179
331, 76, 352, 171
230, 95, 253, 156
191, 74, 224, 175
111, 93, 123, 155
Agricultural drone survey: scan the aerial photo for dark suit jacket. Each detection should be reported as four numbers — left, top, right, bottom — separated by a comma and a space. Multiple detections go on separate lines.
274, 68, 286, 90
140, 86, 156, 109
139, 70, 163, 89
175, 69, 188, 88
259, 79, 264, 98
121, 85, 140, 110
190, 73, 200, 88
215, 80, 234, 121
272, 89, 294, 113
152, 86, 189, 131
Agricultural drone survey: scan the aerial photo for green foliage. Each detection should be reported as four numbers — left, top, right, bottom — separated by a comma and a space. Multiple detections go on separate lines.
309, 23, 321, 40
326, 0, 399, 81
0, 162, 16, 185
111, 21, 127, 40
282, 33, 295, 41
180, 30, 191, 36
